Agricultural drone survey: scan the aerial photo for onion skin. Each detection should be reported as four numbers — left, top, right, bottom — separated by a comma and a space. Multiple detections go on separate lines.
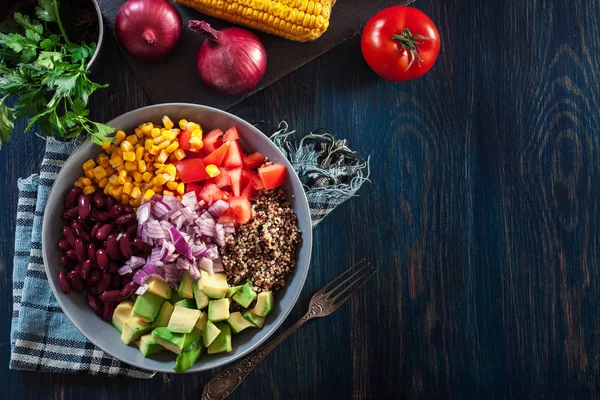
116, 0, 182, 61
190, 21, 267, 96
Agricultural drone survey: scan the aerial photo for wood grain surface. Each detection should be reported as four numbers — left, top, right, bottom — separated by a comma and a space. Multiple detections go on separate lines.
2, 0, 600, 398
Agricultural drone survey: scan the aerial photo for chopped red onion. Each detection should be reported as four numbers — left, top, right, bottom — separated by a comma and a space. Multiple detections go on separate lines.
118, 264, 133, 275
136, 283, 149, 295
208, 199, 229, 218
223, 222, 235, 234
136, 202, 151, 224
180, 191, 197, 208
169, 227, 193, 259
176, 257, 191, 270
205, 244, 219, 260
133, 269, 148, 285
152, 200, 171, 219
198, 257, 213, 274
215, 223, 225, 246
149, 247, 164, 266
197, 218, 216, 238
213, 259, 224, 273
188, 263, 201, 280
191, 242, 207, 257
164, 262, 182, 282
129, 256, 146, 269
145, 220, 165, 240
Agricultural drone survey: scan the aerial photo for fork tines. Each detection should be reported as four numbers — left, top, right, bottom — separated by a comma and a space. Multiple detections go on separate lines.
319, 259, 376, 305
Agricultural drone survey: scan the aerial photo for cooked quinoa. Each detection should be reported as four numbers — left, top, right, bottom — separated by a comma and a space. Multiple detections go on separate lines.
221, 189, 301, 293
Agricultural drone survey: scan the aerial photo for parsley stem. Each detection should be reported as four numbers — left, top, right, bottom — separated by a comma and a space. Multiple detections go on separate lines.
53, 0, 71, 46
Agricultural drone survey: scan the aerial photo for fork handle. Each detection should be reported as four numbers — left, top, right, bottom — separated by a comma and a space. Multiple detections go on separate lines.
202, 313, 313, 400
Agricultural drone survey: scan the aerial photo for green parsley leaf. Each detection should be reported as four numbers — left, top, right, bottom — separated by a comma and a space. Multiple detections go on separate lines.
0, 97, 16, 148
53, 71, 79, 97
37, 51, 62, 69
89, 121, 115, 145
69, 44, 91, 63
13, 13, 44, 36
40, 35, 60, 50
36, 0, 57, 23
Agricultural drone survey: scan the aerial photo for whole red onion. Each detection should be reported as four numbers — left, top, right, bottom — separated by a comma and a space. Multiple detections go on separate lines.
115, 0, 182, 61
189, 21, 267, 96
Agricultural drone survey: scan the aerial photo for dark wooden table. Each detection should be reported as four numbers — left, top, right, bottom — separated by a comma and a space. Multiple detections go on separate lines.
2, 0, 600, 398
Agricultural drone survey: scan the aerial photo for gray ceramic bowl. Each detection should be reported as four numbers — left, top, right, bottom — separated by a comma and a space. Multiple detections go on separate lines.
42, 104, 312, 373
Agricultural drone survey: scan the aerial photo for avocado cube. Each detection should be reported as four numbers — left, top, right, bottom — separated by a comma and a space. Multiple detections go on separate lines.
174, 330, 204, 372
133, 292, 164, 322
195, 311, 208, 331
152, 301, 174, 328
251, 291, 274, 317
168, 305, 202, 333
193, 281, 210, 309
136, 333, 164, 357
208, 298, 230, 322
227, 311, 255, 334
112, 300, 134, 333
183, 327, 203, 348
207, 323, 232, 354
175, 299, 196, 309
147, 278, 172, 300
152, 327, 186, 354
178, 270, 194, 299
198, 272, 229, 299
232, 282, 257, 308
121, 315, 152, 344
202, 320, 221, 347
169, 291, 184, 304
226, 285, 242, 298
242, 311, 266, 328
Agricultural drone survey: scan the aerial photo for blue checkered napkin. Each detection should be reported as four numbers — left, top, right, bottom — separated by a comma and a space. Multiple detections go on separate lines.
10, 138, 154, 378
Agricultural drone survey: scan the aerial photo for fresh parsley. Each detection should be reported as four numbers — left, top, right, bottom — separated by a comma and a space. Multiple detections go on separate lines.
0, 0, 113, 149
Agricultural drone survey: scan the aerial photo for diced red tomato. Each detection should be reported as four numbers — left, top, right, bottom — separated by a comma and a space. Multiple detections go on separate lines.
203, 129, 223, 154
240, 182, 255, 200
242, 152, 266, 169
227, 167, 242, 196
229, 196, 252, 224
222, 126, 240, 141
176, 159, 210, 183
217, 208, 236, 224
202, 142, 229, 167
179, 130, 191, 150
184, 150, 202, 159
186, 183, 204, 199
258, 164, 287, 189
199, 183, 227, 204
223, 140, 243, 168
210, 167, 231, 188
242, 168, 265, 190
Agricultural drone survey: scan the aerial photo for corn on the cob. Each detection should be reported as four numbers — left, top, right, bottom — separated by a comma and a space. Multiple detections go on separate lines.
175, 0, 335, 42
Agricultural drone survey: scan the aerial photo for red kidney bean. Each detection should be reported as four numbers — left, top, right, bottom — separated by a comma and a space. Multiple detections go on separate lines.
143, 243, 153, 253
109, 262, 120, 274
63, 187, 82, 209
60, 256, 72, 269
122, 205, 134, 214
65, 249, 77, 260
74, 238, 86, 262
58, 239, 71, 251
89, 286, 99, 295
108, 204, 123, 219
111, 274, 123, 289
100, 290, 123, 303
62, 226, 77, 247
81, 259, 92, 280
61, 207, 79, 221
115, 213, 136, 225
86, 294, 103, 316
96, 272, 112, 293
67, 270, 84, 293
90, 222, 102, 239
58, 271, 71, 293
102, 301, 117, 322
87, 243, 97, 266
96, 248, 109, 271
105, 195, 115, 210
126, 223, 138, 238
132, 237, 145, 250
78, 194, 91, 218
89, 209, 109, 222
95, 224, 112, 241
106, 234, 120, 260
119, 281, 139, 298
93, 191, 106, 209
119, 236, 133, 258
86, 270, 101, 285
121, 278, 131, 286
71, 221, 90, 242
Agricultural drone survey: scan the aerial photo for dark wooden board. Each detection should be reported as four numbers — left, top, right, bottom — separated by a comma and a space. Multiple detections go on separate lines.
96, 0, 413, 109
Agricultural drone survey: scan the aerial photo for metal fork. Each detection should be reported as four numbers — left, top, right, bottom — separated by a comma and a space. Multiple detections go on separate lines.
201, 259, 377, 400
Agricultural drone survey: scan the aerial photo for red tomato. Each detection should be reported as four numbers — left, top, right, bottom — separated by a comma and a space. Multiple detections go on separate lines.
222, 126, 240, 141
202, 142, 229, 167
241, 168, 264, 190
217, 208, 236, 224
361, 6, 440, 81
258, 164, 287, 189
228, 167, 242, 196
179, 130, 191, 150
176, 159, 210, 183
242, 152, 266, 169
199, 183, 227, 204
210, 167, 231, 188
240, 182, 255, 200
184, 150, 202, 159
229, 196, 252, 224
203, 129, 223, 154
186, 182, 204, 198
223, 140, 243, 168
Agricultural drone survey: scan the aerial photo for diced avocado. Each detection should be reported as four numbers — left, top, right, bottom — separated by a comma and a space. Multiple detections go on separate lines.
242, 311, 266, 328
136, 333, 164, 357
202, 320, 221, 347
183, 327, 203, 348
178, 270, 195, 299
232, 282, 257, 308
133, 292, 164, 322
152, 301, 174, 328
175, 299, 196, 309
174, 332, 204, 372
121, 315, 152, 344
168, 305, 202, 333
227, 311, 255, 334
207, 323, 232, 354
170, 291, 184, 304
112, 300, 134, 333
226, 285, 242, 298
152, 327, 186, 354
198, 272, 229, 299
193, 281, 210, 309
251, 291, 274, 317
147, 278, 172, 300
195, 311, 208, 331
208, 298, 231, 322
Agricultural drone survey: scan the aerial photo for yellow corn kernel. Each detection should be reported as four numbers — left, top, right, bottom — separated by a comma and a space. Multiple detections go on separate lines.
165, 164, 176, 177
93, 166, 107, 180
157, 140, 172, 150
101, 141, 112, 151
82, 159, 96, 171
135, 147, 145, 161
74, 180, 84, 188
108, 175, 118, 184
151, 127, 162, 138
173, 148, 186, 160
105, 166, 116, 176
153, 163, 165, 169
205, 164, 220, 178
98, 177, 108, 188
156, 150, 169, 163
165, 141, 179, 153
123, 182, 133, 195
155, 166, 166, 175
135, 127, 144, 138
176, 182, 185, 195
83, 186, 96, 195
189, 137, 204, 152
117, 170, 127, 185
152, 186, 163, 194
132, 171, 143, 183
152, 173, 169, 186
142, 172, 153, 182
125, 176, 132, 183
141, 123, 153, 135
81, 177, 92, 187
143, 189, 155, 202
137, 160, 147, 173
178, 119, 188, 130
126, 135, 139, 145
161, 130, 175, 142
125, 161, 137, 172
111, 184, 123, 197
153, 135, 166, 145
121, 193, 130, 204
191, 129, 202, 139
114, 130, 126, 144
123, 151, 136, 162
146, 164, 155, 173
163, 190, 174, 196
166, 181, 178, 191
97, 154, 109, 168
103, 182, 112, 194
109, 155, 123, 168
120, 141, 134, 152
144, 139, 154, 151
85, 169, 95, 179
162, 115, 174, 130
168, 154, 177, 163
149, 146, 160, 156
114, 148, 123, 157
143, 152, 155, 163
116, 165, 125, 173
131, 186, 142, 199
186, 122, 200, 132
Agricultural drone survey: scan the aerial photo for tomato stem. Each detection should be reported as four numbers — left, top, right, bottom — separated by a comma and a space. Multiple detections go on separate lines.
392, 28, 434, 71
